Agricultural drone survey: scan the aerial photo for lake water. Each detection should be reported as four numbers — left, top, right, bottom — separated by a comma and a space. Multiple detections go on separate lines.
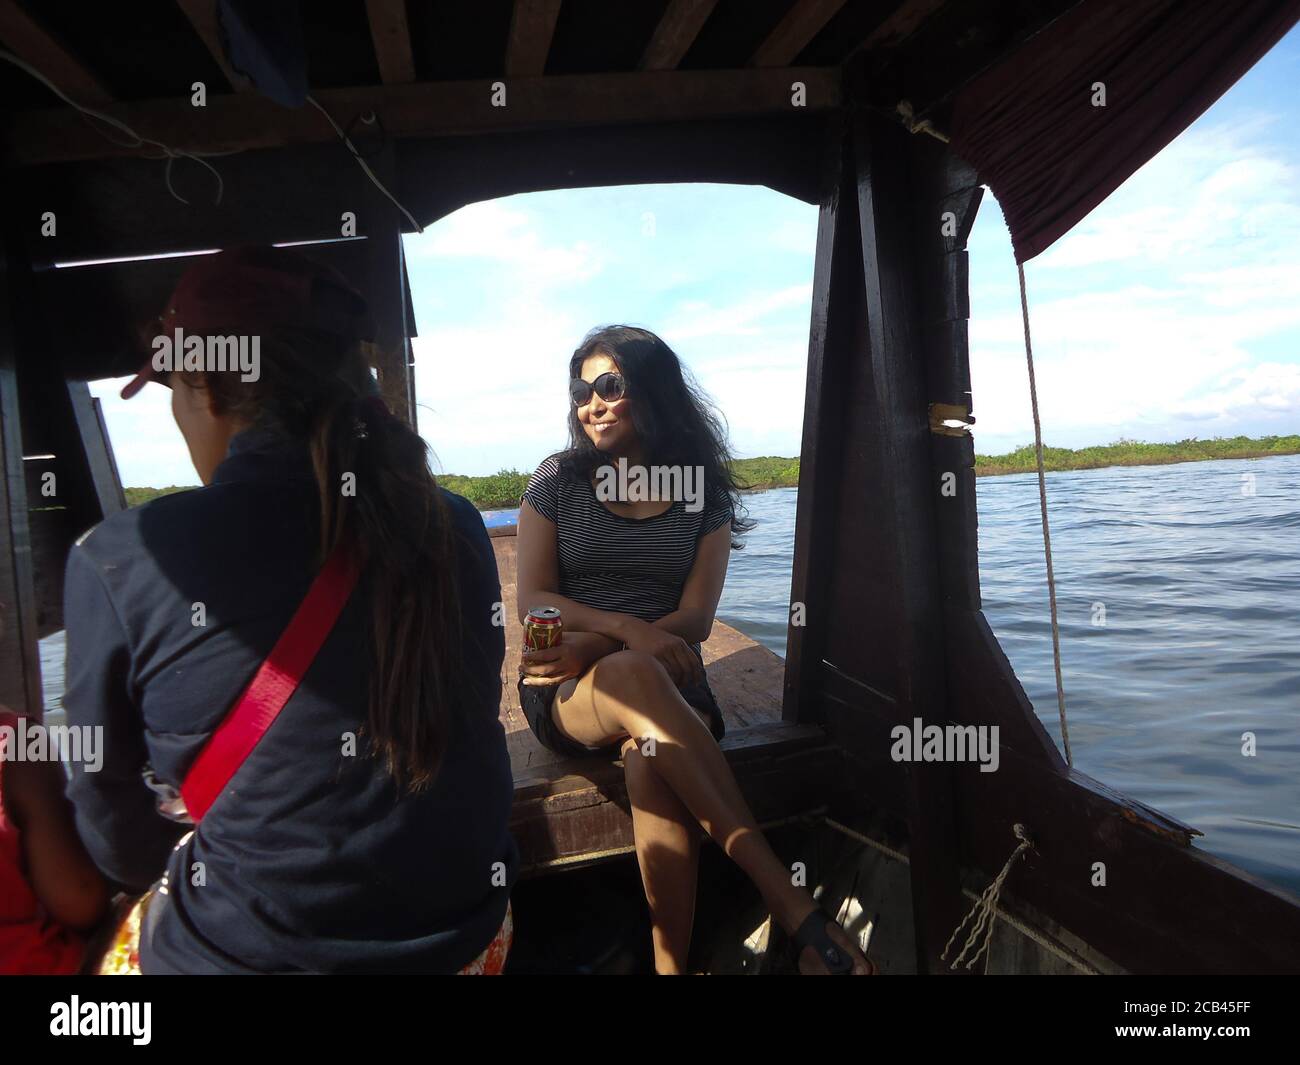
43, 454, 1300, 893
491, 455, 1300, 892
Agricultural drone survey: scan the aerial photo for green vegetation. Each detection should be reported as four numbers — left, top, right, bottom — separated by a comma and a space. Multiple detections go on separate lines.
972, 435, 1300, 476
438, 469, 530, 510
124, 485, 195, 507
124, 435, 1300, 510
730, 455, 802, 491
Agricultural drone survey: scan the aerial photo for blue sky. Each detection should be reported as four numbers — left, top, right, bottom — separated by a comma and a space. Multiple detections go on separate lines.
95, 26, 1300, 484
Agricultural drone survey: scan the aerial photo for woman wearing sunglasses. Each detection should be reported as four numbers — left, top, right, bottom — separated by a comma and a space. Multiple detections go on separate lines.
516, 325, 873, 975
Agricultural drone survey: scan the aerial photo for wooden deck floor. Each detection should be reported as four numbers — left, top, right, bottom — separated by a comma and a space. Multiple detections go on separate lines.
489, 526, 837, 871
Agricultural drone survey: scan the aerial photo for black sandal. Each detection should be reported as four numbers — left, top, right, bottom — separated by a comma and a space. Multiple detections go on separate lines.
791, 910, 860, 975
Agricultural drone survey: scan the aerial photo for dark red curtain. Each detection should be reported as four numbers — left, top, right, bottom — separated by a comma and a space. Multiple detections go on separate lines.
950, 0, 1300, 263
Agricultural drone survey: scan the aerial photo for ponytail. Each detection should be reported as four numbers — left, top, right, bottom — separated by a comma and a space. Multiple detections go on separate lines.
204, 332, 463, 791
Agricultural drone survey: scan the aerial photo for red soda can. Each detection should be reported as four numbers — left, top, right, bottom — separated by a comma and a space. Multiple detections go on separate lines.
524, 606, 563, 652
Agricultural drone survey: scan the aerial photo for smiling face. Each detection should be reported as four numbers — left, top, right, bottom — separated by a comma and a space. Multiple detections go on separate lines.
575, 352, 639, 460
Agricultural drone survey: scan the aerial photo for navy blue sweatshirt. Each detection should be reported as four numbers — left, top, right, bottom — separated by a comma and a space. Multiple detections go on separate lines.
62, 425, 518, 973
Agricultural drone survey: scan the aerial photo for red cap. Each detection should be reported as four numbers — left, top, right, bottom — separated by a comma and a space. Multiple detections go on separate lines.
121, 246, 373, 399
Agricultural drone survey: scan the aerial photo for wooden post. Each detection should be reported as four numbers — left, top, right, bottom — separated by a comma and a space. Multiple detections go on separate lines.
785, 112, 970, 972
68, 383, 127, 515
0, 233, 42, 718
360, 144, 417, 427
784, 123, 851, 726
851, 113, 970, 974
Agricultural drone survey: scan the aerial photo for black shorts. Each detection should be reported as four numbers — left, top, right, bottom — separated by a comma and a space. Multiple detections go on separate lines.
517, 668, 727, 760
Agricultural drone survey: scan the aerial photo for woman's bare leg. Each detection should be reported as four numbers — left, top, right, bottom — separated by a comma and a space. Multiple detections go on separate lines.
553, 651, 871, 974
620, 737, 701, 974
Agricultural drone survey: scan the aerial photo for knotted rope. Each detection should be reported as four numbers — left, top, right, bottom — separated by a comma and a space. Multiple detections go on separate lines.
940, 823, 1034, 971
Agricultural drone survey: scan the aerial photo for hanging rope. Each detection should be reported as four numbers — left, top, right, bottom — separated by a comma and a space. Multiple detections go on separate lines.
941, 823, 1034, 971
1018, 262, 1073, 767
0, 47, 230, 206
822, 817, 1099, 974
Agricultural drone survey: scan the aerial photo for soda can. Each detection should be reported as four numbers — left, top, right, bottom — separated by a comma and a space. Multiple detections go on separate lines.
524, 606, 563, 652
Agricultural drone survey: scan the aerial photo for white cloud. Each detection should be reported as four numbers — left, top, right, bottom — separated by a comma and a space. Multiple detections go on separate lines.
662, 283, 812, 340
970, 111, 1300, 452
405, 199, 603, 285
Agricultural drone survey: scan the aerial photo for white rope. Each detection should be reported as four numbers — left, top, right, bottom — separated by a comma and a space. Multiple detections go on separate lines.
1018, 261, 1073, 766
941, 823, 1033, 971
822, 817, 1099, 974
0, 47, 228, 205
824, 817, 909, 863
307, 95, 424, 234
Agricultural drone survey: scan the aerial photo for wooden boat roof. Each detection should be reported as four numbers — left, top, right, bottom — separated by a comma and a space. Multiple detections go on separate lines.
3, 0, 1297, 381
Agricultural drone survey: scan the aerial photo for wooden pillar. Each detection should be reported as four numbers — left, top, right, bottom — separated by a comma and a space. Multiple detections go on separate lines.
784, 121, 853, 726
21, 371, 128, 643
0, 234, 42, 718
67, 383, 126, 515
851, 114, 970, 974
785, 113, 971, 972
361, 144, 417, 427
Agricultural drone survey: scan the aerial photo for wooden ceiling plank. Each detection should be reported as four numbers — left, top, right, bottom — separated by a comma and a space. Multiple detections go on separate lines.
0, 0, 113, 103
8, 67, 842, 165
175, 0, 251, 92
858, 0, 948, 51
505, 0, 562, 78
749, 0, 847, 68
639, 0, 718, 71
365, 0, 416, 85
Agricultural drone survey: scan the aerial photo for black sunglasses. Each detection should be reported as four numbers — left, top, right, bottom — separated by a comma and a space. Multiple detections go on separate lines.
569, 371, 626, 407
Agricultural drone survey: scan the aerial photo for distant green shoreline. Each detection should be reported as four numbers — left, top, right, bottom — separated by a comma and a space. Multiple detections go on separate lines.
124, 434, 1300, 511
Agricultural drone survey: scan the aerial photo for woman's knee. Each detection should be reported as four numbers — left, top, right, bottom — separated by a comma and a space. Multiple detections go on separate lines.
590, 650, 673, 698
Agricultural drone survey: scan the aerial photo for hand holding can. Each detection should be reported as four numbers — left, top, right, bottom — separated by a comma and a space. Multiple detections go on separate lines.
521, 606, 563, 685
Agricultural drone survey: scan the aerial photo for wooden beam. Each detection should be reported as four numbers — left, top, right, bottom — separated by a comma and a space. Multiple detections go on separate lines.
175, 0, 251, 92
16, 334, 126, 640
0, 0, 112, 104
7, 67, 842, 166
851, 112, 969, 974
0, 232, 43, 718
749, 0, 846, 68
505, 0, 562, 78
784, 121, 851, 726
364, 0, 416, 85
911, 138, 983, 612
20, 116, 827, 288
68, 384, 126, 515
639, 0, 717, 71
361, 146, 416, 427
857, 0, 947, 51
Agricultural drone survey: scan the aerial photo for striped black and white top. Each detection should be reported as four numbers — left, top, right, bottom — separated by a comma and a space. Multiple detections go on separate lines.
521, 453, 734, 649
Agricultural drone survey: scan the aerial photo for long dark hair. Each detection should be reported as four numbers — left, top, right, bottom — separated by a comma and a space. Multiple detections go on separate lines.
557, 325, 753, 547
199, 325, 461, 793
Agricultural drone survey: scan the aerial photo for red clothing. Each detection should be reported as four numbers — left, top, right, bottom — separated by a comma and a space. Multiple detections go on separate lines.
0, 755, 86, 975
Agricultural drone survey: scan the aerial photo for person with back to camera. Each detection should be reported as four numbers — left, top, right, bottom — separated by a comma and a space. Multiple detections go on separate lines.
60, 247, 517, 974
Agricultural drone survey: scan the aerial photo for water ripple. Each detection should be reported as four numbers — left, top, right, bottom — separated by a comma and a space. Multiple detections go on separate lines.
715, 457, 1300, 895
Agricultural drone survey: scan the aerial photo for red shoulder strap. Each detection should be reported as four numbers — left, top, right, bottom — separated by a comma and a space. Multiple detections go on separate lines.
180, 545, 360, 823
